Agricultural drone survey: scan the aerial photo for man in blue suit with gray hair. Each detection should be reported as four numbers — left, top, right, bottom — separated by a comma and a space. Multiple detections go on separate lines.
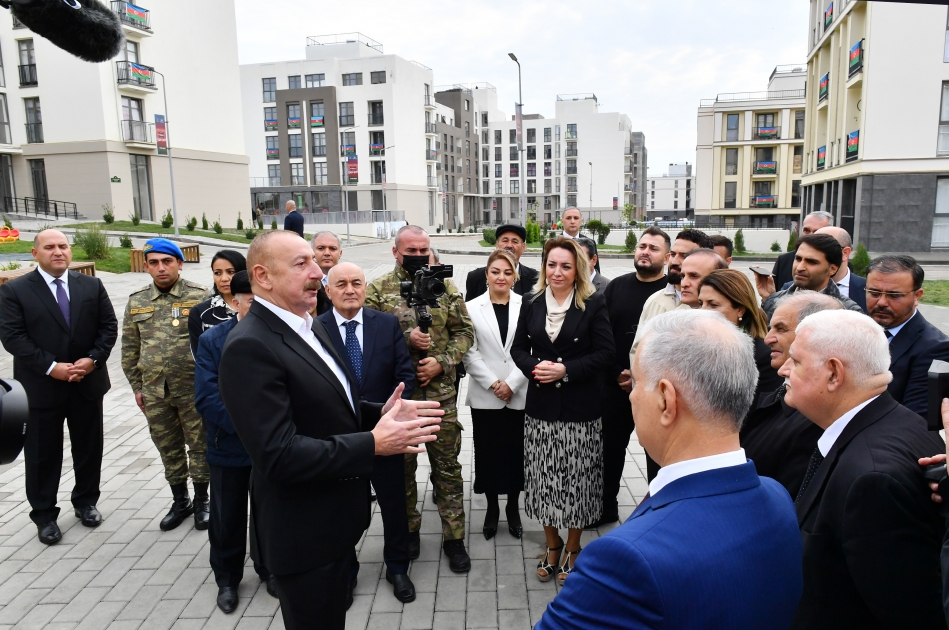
536, 309, 803, 630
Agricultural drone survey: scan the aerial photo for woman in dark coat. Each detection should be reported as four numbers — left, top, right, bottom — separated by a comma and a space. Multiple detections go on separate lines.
511, 237, 614, 586
188, 250, 246, 356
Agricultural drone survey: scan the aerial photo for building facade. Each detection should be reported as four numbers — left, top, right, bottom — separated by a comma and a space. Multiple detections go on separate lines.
801, 0, 949, 252
647, 163, 693, 220
695, 65, 806, 229
0, 0, 248, 223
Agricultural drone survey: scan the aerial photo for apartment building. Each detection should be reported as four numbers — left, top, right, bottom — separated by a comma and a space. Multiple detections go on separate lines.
802, 0, 949, 252
0, 0, 248, 223
241, 34, 441, 231
695, 65, 806, 229
647, 163, 693, 220
474, 93, 646, 226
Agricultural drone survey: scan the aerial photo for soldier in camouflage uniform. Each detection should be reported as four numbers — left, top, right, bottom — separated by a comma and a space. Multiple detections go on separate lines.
365, 225, 474, 573
121, 239, 211, 532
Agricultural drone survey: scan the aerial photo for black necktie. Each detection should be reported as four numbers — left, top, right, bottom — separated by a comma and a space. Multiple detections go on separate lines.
795, 448, 824, 504
884, 329, 893, 340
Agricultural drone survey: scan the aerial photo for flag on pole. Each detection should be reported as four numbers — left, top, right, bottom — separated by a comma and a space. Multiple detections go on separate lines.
130, 63, 152, 83
126, 3, 148, 24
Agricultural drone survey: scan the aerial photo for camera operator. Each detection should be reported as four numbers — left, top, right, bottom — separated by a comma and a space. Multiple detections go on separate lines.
365, 225, 475, 573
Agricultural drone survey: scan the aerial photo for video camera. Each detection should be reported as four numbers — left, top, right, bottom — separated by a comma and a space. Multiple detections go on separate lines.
923, 360, 949, 502
399, 264, 453, 336
0, 378, 28, 465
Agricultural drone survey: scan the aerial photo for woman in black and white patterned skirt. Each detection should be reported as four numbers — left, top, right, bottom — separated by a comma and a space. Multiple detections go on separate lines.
511, 236, 614, 586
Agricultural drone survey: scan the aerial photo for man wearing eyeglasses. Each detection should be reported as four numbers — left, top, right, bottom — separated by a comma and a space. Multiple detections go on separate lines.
866, 255, 949, 417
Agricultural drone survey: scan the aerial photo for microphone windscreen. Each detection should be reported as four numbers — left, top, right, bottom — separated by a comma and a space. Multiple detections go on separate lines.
12, 0, 125, 63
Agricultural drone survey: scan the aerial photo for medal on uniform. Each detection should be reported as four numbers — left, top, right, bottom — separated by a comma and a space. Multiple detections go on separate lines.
172, 307, 180, 327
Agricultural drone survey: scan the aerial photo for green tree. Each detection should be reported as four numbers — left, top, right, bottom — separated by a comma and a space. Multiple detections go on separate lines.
236, 212, 244, 230
734, 228, 747, 254
770, 240, 781, 252
787, 230, 798, 252
621, 203, 635, 225
202, 212, 209, 230
851, 243, 871, 277
625, 229, 638, 252
596, 224, 610, 245
271, 218, 277, 230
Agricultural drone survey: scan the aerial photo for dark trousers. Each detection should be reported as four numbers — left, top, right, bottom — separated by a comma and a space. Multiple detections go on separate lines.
274, 553, 353, 630
351, 453, 410, 581
209, 464, 269, 587
602, 394, 634, 520
25, 396, 103, 525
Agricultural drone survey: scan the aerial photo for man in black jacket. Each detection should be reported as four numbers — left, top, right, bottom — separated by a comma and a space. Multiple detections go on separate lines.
283, 199, 304, 239
219, 231, 443, 630
771, 211, 833, 288
466, 224, 538, 299
781, 309, 945, 629
0, 229, 117, 544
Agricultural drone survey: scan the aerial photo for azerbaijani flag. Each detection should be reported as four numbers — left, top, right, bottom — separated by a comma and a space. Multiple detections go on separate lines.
130, 63, 151, 82
126, 3, 148, 24
371, 143, 385, 152
757, 196, 775, 206
847, 131, 859, 157
817, 146, 827, 167
757, 127, 778, 139
849, 41, 862, 70
288, 117, 301, 128
824, 2, 833, 27
343, 144, 355, 155
756, 161, 776, 173
267, 148, 279, 157
310, 115, 324, 127
265, 120, 277, 131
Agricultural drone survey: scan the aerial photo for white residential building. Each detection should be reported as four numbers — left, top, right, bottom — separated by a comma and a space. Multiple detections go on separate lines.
647, 163, 693, 220
695, 65, 806, 229
802, 0, 949, 252
0, 0, 248, 223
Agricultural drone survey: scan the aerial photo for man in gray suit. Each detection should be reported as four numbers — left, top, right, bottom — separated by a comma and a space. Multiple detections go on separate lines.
577, 237, 609, 293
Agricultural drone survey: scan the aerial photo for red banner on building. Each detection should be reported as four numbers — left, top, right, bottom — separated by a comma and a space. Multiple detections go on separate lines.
155, 114, 167, 156
348, 154, 358, 184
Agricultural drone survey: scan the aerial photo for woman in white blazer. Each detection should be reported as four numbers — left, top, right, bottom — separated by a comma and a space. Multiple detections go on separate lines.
463, 250, 528, 541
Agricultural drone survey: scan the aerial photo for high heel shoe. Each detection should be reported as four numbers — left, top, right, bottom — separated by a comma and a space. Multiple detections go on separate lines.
505, 502, 522, 539
483, 502, 500, 540
557, 546, 582, 586
537, 539, 564, 583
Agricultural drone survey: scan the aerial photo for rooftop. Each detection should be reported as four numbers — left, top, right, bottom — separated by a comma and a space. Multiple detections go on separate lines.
305, 33, 383, 53
699, 88, 806, 108
557, 93, 598, 103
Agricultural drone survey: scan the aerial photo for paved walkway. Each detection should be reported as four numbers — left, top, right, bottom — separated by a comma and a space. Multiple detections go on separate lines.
0, 256, 650, 630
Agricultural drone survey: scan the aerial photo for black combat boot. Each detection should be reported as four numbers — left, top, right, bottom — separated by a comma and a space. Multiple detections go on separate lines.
160, 482, 194, 531
193, 482, 210, 531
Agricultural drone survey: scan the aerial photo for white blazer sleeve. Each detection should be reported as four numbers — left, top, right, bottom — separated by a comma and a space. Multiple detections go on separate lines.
463, 319, 500, 390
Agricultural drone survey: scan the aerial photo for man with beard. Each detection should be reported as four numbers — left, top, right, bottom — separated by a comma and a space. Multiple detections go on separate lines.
865, 255, 949, 417
466, 224, 539, 299
591, 227, 671, 528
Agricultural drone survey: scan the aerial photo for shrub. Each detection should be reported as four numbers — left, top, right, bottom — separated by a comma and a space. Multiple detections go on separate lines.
128, 212, 140, 226
734, 228, 747, 254
271, 218, 277, 230
74, 225, 109, 260
770, 240, 781, 252
119, 233, 133, 248
160, 209, 174, 229
2, 215, 11, 229
586, 219, 604, 241
596, 224, 610, 245
787, 231, 798, 252
201, 212, 209, 230
258, 217, 264, 230
186, 216, 197, 231
213, 221, 223, 234
526, 220, 541, 243
244, 229, 257, 240
236, 212, 244, 231
851, 243, 871, 277
436, 226, 441, 233
101, 204, 115, 224
483, 228, 496, 245
0, 261, 21, 271
625, 230, 638, 252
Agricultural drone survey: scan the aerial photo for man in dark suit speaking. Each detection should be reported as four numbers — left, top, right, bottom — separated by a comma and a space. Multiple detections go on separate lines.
0, 229, 117, 545
218, 231, 443, 630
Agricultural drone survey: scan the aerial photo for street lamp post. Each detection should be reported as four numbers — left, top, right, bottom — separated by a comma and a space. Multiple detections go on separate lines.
155, 71, 179, 238
383, 144, 395, 238
509, 53, 526, 228
589, 162, 593, 223
340, 126, 358, 244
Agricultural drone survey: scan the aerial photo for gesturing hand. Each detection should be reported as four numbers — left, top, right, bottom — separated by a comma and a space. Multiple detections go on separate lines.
372, 397, 443, 456
617, 369, 633, 393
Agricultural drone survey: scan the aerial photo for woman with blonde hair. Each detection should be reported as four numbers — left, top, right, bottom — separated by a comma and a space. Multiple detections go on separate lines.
511, 237, 614, 585
698, 269, 781, 404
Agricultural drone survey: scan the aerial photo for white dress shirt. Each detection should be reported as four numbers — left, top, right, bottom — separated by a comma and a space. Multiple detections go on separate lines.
332, 307, 364, 349
321, 275, 329, 288
817, 396, 878, 456
648, 448, 747, 497
884, 310, 917, 343
835, 270, 851, 298
590, 270, 597, 283
256, 297, 353, 410
563, 231, 580, 240
38, 266, 69, 375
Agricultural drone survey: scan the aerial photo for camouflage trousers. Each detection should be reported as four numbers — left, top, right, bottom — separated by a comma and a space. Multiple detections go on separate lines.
405, 402, 465, 540
142, 389, 208, 485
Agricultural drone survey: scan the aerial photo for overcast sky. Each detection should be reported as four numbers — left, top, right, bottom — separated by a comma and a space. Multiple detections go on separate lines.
235, 0, 809, 176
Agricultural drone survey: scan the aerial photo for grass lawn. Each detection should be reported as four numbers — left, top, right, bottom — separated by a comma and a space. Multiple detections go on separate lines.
0, 241, 131, 273
70, 221, 285, 245
922, 280, 949, 307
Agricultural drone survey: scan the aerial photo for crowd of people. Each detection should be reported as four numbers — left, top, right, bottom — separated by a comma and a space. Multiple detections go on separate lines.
3, 210, 949, 628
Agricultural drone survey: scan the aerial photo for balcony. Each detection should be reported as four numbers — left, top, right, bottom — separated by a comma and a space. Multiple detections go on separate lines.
424, 95, 435, 108
312, 145, 326, 157
339, 115, 355, 127
111, 1, 152, 34
848, 40, 865, 80
565, 148, 578, 157
0, 123, 12, 146
369, 144, 385, 156
427, 176, 438, 187
121, 120, 154, 146
566, 184, 578, 193
12, 15, 24, 29
566, 166, 577, 175
25, 122, 43, 144
425, 122, 437, 134
116, 61, 157, 92
18, 64, 37, 87
250, 177, 283, 187
753, 161, 777, 175
340, 145, 356, 157
367, 113, 384, 127
750, 195, 778, 208
752, 127, 780, 140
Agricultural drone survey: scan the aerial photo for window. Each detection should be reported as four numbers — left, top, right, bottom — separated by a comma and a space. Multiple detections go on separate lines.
674, 191, 679, 199
544, 179, 551, 193
527, 163, 536, 177
342, 73, 362, 86
495, 164, 502, 177
290, 163, 305, 185
794, 145, 803, 174
527, 180, 537, 193
725, 148, 738, 175
287, 103, 301, 128
527, 128, 536, 143
24, 97, 41, 143
509, 129, 517, 144
544, 162, 552, 176
121, 96, 145, 141
288, 75, 301, 89
794, 110, 805, 139
510, 164, 519, 177
263, 106, 277, 130
511, 180, 520, 194
755, 146, 774, 162
266, 136, 278, 158
465, 140, 470, 156
268, 164, 280, 185
340, 131, 355, 154
312, 132, 326, 156
674, 201, 678, 210
934, 179, 949, 246
483, 164, 489, 177
756, 113, 775, 129
566, 142, 577, 157
566, 159, 577, 175
289, 134, 303, 158
724, 182, 737, 208
306, 73, 325, 88
262, 78, 276, 102
527, 146, 536, 160
339, 102, 354, 127
370, 71, 386, 84
556, 178, 561, 193
556, 144, 561, 158
368, 101, 384, 125
651, 191, 655, 198
495, 147, 501, 161
495, 180, 503, 194
121, 39, 138, 64
555, 125, 561, 141
651, 180, 655, 188
566, 124, 577, 139
567, 194, 577, 207
0, 94, 10, 144
128, 155, 151, 221
791, 180, 801, 208
541, 145, 550, 160
0, 44, 5, 88
556, 161, 561, 176
465, 99, 470, 111
494, 130, 501, 144
509, 146, 518, 161
482, 147, 489, 161
310, 101, 324, 126
464, 122, 470, 137
482, 112, 489, 127
567, 176, 577, 193
313, 162, 327, 185
726, 113, 739, 141
940, 83, 949, 154
544, 127, 551, 142
466, 159, 471, 175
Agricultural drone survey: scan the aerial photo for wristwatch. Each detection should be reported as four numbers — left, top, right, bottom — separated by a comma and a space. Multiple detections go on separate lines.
89, 357, 99, 369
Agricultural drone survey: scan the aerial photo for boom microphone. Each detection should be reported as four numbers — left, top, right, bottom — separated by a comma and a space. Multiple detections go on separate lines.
0, 0, 124, 63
